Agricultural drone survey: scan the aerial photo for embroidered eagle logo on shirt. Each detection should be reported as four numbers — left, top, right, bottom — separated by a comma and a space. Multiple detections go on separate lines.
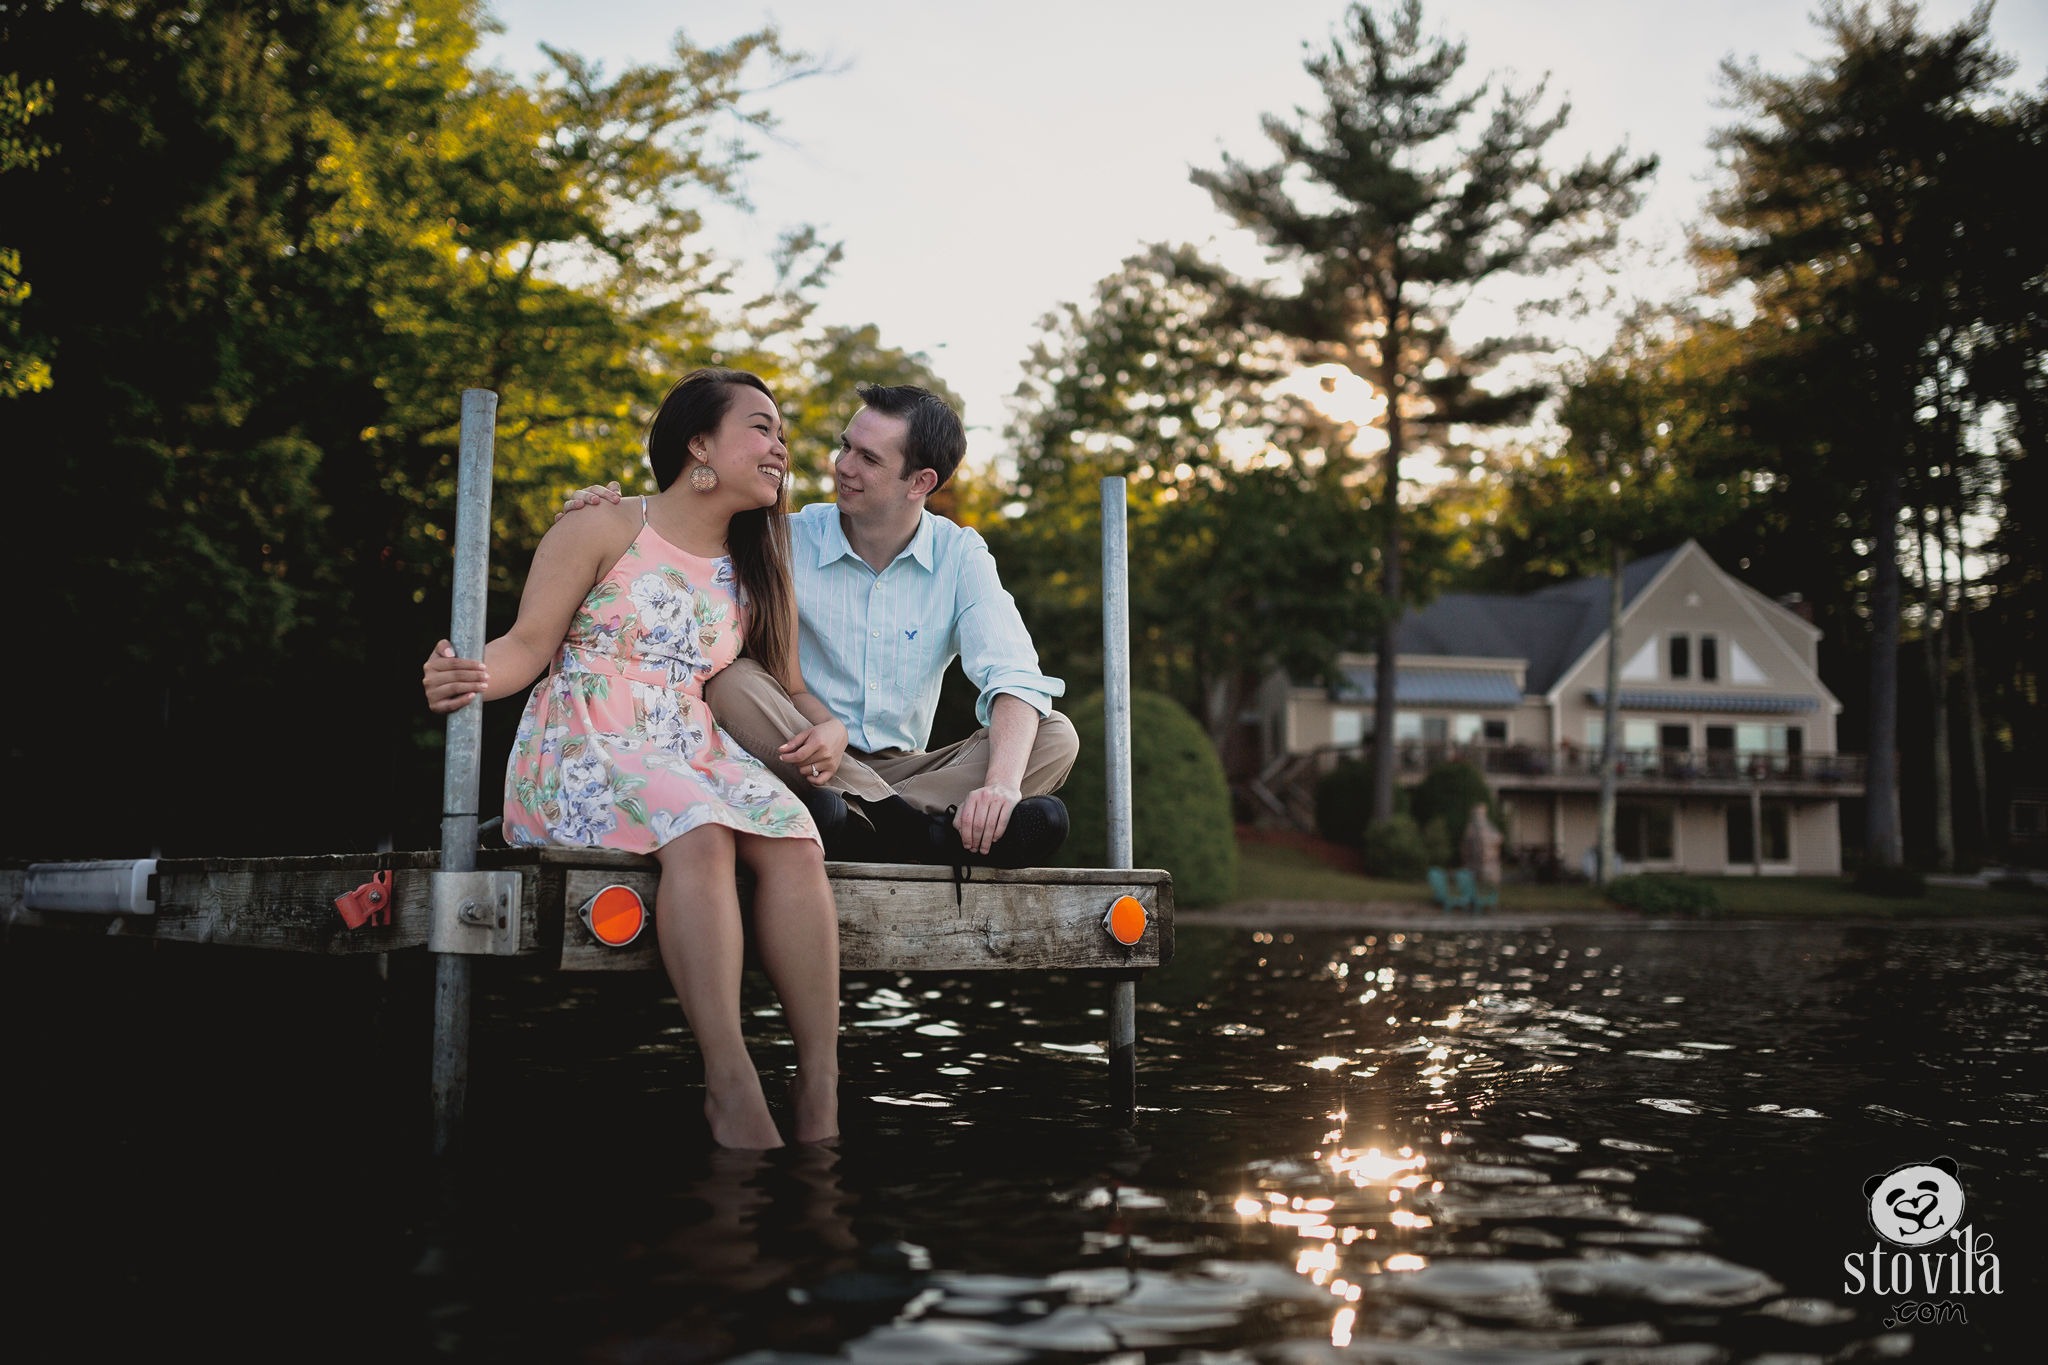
904, 629, 919, 640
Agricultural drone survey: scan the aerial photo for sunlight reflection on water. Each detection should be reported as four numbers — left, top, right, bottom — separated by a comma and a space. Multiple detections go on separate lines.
440, 921, 2047, 1359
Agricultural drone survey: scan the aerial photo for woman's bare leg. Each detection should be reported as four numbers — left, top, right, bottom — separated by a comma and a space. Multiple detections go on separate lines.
738, 832, 840, 1143
655, 825, 782, 1150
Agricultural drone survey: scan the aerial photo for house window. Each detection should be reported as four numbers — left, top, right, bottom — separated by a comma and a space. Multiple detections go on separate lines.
1725, 802, 1791, 863
1616, 800, 1675, 861
1395, 713, 1448, 743
1452, 713, 1483, 743
1700, 634, 1719, 681
1735, 724, 1803, 755
1669, 633, 1691, 679
1483, 718, 1508, 743
1332, 710, 1366, 747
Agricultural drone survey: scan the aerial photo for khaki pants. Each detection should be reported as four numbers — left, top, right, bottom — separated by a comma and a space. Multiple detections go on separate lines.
705, 658, 1079, 814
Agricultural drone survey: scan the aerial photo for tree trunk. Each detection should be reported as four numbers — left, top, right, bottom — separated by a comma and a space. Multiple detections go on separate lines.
1864, 466, 1904, 868
1596, 543, 1624, 886
1916, 510, 1953, 872
1946, 502, 1988, 867
1369, 332, 1405, 828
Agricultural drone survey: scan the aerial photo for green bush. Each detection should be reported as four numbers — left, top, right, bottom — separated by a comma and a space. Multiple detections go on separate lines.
1363, 813, 1431, 879
1852, 864, 1928, 898
1313, 757, 1374, 848
1410, 761, 1499, 853
1606, 873, 1723, 916
1420, 816, 1451, 870
1061, 690, 1238, 907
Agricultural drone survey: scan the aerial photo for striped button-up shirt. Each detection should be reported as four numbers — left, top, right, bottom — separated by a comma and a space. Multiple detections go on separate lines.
788, 502, 1064, 753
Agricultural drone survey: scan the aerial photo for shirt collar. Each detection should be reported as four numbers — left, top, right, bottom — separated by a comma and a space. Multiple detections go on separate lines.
818, 507, 937, 573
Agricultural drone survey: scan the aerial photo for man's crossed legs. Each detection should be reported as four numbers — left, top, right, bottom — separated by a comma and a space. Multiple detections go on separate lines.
706, 659, 1080, 866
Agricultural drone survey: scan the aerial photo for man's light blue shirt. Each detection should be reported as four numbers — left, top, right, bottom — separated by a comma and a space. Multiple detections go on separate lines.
788, 502, 1064, 753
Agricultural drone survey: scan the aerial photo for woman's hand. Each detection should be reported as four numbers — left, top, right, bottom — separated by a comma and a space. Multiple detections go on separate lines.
423, 640, 489, 713
556, 480, 623, 521
779, 717, 848, 785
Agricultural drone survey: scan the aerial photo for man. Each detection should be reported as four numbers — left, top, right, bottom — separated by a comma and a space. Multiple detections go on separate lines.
564, 383, 1076, 867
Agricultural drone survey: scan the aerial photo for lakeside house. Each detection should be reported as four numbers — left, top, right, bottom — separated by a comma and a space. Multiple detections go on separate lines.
1250, 540, 1865, 877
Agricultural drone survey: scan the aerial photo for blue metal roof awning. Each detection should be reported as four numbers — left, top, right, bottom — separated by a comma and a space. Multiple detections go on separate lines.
1586, 689, 1820, 714
1337, 666, 1524, 707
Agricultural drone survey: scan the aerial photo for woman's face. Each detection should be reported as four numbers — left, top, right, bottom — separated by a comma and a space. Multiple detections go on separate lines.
699, 385, 788, 507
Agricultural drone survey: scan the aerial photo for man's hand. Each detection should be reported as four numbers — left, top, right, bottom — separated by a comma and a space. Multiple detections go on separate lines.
556, 480, 623, 522
953, 781, 1022, 856
779, 718, 848, 785
423, 640, 489, 713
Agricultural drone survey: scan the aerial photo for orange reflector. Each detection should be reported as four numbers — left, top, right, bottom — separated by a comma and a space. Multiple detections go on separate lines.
579, 883, 647, 948
1103, 894, 1147, 946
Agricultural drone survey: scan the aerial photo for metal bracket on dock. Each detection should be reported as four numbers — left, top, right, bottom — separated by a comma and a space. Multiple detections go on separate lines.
428, 870, 523, 956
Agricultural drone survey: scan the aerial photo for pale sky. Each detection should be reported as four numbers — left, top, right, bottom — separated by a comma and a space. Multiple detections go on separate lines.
477, 1, 2048, 470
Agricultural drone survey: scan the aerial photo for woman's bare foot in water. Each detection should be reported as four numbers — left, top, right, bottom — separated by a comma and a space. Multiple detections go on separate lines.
704, 1072, 784, 1150
789, 1067, 839, 1144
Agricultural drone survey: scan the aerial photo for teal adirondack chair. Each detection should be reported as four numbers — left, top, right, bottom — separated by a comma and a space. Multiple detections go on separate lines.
1427, 866, 1471, 912
1455, 866, 1498, 913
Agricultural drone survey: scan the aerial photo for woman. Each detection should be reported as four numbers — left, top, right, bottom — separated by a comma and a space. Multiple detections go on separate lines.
422, 369, 845, 1149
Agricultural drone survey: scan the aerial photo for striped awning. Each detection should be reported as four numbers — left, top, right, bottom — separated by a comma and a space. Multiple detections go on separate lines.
1337, 666, 1523, 707
1586, 689, 1820, 714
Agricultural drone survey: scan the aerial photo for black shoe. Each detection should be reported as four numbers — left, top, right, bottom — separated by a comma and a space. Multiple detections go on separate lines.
797, 785, 868, 861
922, 796, 1071, 870
855, 795, 952, 865
979, 795, 1069, 869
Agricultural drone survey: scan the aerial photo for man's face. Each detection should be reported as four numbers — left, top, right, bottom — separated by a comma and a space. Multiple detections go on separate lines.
833, 407, 918, 514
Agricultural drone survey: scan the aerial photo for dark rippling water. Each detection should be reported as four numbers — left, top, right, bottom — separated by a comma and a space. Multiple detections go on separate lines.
4, 918, 2042, 1362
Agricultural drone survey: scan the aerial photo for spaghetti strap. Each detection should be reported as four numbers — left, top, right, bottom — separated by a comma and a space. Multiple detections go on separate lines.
639, 495, 650, 524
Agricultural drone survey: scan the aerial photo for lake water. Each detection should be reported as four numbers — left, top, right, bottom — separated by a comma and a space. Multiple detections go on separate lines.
3, 917, 2040, 1362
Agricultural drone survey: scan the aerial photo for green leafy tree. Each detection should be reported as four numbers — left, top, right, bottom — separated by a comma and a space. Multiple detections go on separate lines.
1499, 324, 1729, 883
1186, 0, 1654, 827
0, 1, 918, 858
1699, 0, 2028, 869
992, 248, 1382, 772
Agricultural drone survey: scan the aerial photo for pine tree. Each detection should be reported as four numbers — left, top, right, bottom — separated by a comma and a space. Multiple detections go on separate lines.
1187, 0, 1653, 825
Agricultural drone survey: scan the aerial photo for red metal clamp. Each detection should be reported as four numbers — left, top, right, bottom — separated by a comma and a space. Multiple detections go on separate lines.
334, 869, 393, 929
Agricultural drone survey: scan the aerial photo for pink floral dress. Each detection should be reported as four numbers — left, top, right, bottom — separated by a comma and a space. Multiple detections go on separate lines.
502, 500, 818, 852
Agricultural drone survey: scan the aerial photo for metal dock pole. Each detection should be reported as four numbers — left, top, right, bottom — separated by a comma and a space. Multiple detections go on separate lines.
1101, 477, 1137, 1120
432, 387, 499, 1159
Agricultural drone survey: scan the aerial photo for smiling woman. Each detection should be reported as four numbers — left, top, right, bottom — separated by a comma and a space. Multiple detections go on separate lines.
420, 367, 848, 1151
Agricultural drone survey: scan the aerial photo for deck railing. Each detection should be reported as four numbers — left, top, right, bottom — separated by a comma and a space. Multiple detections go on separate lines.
1243, 740, 1868, 830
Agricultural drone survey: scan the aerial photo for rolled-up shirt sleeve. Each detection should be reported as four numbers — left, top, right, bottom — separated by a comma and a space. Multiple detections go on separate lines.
954, 533, 1064, 726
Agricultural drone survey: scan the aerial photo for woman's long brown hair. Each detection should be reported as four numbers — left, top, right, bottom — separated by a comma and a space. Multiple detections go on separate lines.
646, 368, 800, 689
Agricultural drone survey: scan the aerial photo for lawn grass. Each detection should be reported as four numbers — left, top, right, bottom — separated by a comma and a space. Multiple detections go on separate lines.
1229, 838, 2048, 920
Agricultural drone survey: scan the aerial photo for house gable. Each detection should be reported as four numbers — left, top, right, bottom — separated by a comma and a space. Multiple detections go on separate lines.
1549, 541, 1841, 746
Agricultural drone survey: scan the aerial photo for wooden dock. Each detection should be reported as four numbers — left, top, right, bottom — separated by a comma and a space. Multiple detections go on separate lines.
0, 851, 1172, 974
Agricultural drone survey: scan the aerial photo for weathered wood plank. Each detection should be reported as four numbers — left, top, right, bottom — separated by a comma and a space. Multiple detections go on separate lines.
3, 852, 1175, 973
557, 863, 1174, 972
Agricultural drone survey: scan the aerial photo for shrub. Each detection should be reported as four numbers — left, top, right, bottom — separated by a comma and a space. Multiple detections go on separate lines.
1852, 864, 1927, 898
1410, 761, 1499, 852
1363, 813, 1431, 879
1061, 689, 1238, 907
1420, 816, 1451, 870
1313, 757, 1374, 848
1605, 873, 1723, 916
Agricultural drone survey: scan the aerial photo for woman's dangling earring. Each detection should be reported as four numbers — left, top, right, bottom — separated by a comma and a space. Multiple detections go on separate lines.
688, 458, 719, 493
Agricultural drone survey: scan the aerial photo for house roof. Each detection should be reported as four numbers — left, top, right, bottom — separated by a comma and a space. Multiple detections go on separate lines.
1336, 665, 1524, 707
1390, 546, 1681, 695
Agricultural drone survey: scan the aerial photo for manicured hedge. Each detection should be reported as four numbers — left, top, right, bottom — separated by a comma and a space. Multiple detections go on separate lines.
1060, 690, 1238, 907
1605, 873, 1723, 916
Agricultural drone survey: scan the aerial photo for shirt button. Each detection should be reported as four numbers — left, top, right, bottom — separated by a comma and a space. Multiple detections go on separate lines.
868, 684, 877, 691
871, 630, 880, 638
